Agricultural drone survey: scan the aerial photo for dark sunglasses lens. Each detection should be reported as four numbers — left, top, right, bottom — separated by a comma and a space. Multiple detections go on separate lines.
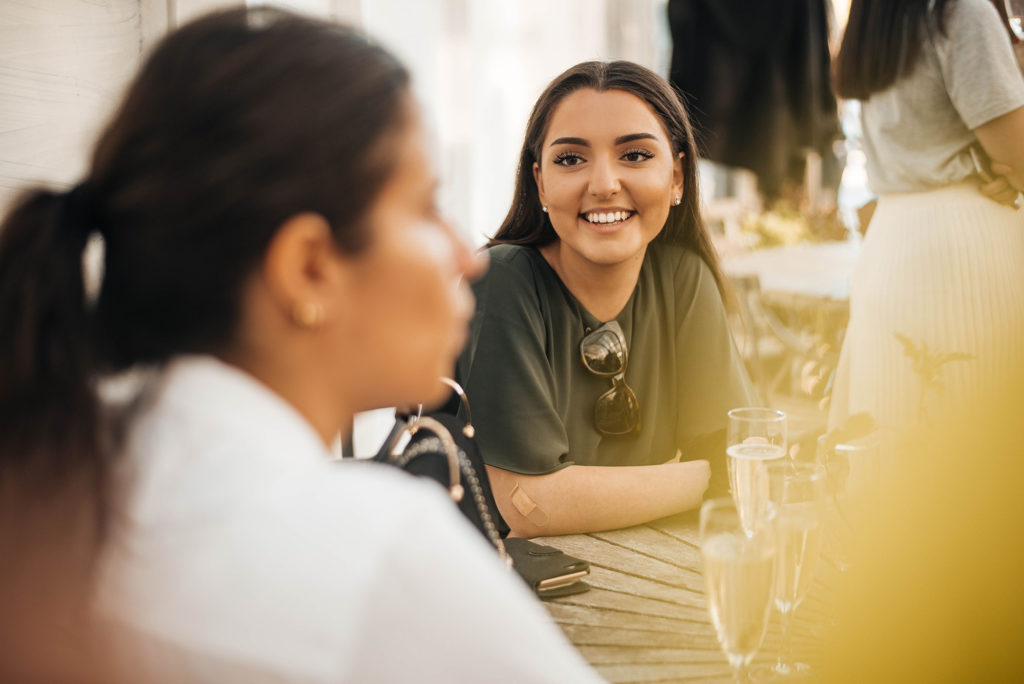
582, 329, 625, 375
595, 383, 640, 435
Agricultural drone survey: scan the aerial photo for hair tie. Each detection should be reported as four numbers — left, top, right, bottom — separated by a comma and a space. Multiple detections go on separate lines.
61, 181, 99, 238
61, 181, 106, 306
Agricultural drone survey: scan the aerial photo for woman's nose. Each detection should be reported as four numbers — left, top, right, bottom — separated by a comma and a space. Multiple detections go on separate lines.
445, 219, 488, 282
589, 156, 621, 199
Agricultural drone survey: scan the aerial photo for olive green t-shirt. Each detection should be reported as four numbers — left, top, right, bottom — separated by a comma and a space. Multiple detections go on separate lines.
457, 243, 756, 475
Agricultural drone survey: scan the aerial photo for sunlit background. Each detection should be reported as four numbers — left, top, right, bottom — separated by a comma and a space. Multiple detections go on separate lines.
0, 0, 865, 454
0, 0, 862, 246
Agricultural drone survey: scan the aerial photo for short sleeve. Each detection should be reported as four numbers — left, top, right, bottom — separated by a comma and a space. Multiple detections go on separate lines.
672, 253, 758, 447
931, 0, 1024, 129
457, 253, 571, 475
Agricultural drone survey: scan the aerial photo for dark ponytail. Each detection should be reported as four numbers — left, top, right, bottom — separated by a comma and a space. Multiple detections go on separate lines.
0, 187, 104, 493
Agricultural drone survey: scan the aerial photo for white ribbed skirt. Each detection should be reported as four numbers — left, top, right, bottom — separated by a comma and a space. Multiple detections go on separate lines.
829, 184, 1024, 434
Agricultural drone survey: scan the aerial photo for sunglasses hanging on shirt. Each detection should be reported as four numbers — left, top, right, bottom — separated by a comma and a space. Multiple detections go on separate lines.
579, 320, 641, 436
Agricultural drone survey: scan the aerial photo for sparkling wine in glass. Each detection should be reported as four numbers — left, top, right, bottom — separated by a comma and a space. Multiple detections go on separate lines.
700, 498, 777, 683
1006, 0, 1024, 40
727, 408, 787, 535
760, 460, 826, 679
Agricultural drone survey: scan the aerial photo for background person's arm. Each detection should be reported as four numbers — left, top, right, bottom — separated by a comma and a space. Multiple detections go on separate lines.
975, 104, 1024, 192
487, 460, 710, 538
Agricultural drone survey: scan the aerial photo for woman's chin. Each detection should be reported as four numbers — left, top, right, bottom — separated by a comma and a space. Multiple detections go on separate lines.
418, 378, 455, 410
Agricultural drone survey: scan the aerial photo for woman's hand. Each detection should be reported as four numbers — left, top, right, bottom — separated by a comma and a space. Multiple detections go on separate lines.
979, 164, 1021, 207
974, 171, 1015, 205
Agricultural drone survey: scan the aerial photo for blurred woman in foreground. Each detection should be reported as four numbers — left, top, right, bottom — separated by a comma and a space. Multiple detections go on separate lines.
0, 8, 599, 682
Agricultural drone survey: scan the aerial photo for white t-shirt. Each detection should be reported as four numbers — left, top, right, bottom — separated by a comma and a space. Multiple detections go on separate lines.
861, 0, 1024, 193
94, 356, 602, 683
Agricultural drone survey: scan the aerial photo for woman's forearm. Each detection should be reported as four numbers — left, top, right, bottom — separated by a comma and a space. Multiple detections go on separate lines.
486, 460, 711, 538
975, 105, 1024, 192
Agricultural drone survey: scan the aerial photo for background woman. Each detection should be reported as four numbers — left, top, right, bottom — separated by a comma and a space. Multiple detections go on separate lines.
457, 61, 756, 538
830, 0, 1024, 437
0, 8, 599, 682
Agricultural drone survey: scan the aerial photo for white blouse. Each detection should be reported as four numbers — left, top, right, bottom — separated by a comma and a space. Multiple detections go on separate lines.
94, 355, 600, 683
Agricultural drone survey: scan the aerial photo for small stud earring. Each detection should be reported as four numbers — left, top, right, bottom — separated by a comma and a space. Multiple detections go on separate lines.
292, 302, 325, 329
673, 194, 682, 206
542, 205, 549, 213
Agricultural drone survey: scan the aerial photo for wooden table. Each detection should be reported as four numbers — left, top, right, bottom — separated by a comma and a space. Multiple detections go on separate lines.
538, 511, 839, 683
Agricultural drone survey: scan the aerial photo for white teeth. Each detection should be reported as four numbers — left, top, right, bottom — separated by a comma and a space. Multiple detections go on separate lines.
585, 211, 631, 224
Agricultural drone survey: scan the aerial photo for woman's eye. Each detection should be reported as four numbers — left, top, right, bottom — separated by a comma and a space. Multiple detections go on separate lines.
553, 152, 584, 167
622, 148, 654, 163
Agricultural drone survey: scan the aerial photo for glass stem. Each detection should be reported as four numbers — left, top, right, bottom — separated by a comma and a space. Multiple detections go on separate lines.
776, 608, 794, 674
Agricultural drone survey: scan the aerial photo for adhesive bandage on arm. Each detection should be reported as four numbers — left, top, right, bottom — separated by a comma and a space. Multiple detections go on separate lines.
509, 483, 549, 527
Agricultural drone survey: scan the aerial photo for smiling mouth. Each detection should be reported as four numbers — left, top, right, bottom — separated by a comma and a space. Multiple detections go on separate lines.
580, 210, 636, 226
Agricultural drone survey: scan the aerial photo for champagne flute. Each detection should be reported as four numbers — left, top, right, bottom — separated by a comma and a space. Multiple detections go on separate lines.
757, 461, 826, 679
727, 408, 787, 535
1005, 0, 1024, 40
700, 498, 777, 683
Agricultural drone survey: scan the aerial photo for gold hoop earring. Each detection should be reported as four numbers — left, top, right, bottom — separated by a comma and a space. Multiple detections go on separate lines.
292, 302, 325, 329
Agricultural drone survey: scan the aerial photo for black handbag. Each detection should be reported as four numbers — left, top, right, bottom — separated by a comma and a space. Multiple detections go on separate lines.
373, 378, 511, 562
370, 379, 591, 598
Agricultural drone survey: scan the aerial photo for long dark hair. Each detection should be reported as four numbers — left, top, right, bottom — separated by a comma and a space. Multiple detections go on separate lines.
834, 0, 953, 100
0, 8, 409, 542
490, 60, 725, 295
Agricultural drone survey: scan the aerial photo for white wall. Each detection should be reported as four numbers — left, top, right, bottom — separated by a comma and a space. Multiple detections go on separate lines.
0, 1, 139, 209
0, 0, 242, 212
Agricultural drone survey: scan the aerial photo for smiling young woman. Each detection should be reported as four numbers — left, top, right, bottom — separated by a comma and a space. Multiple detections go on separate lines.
456, 61, 757, 538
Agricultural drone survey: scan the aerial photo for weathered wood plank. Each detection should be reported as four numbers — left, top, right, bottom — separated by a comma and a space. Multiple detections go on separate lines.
559, 624, 720, 651
540, 534, 704, 592
646, 513, 701, 546
577, 645, 728, 666
545, 583, 710, 623
595, 660, 741, 683
583, 565, 706, 611
590, 525, 704, 577
546, 602, 715, 637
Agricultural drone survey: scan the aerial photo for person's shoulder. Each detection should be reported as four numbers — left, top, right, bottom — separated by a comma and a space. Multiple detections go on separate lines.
485, 243, 545, 273
940, 0, 1005, 39
649, 243, 713, 280
475, 244, 550, 298
947, 0, 1001, 23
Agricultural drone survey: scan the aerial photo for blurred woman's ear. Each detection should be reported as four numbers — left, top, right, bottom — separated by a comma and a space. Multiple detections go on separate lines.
261, 213, 342, 329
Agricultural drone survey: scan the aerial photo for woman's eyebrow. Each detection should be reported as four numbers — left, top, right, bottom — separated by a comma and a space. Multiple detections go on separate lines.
614, 132, 657, 145
548, 132, 658, 147
550, 136, 588, 147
